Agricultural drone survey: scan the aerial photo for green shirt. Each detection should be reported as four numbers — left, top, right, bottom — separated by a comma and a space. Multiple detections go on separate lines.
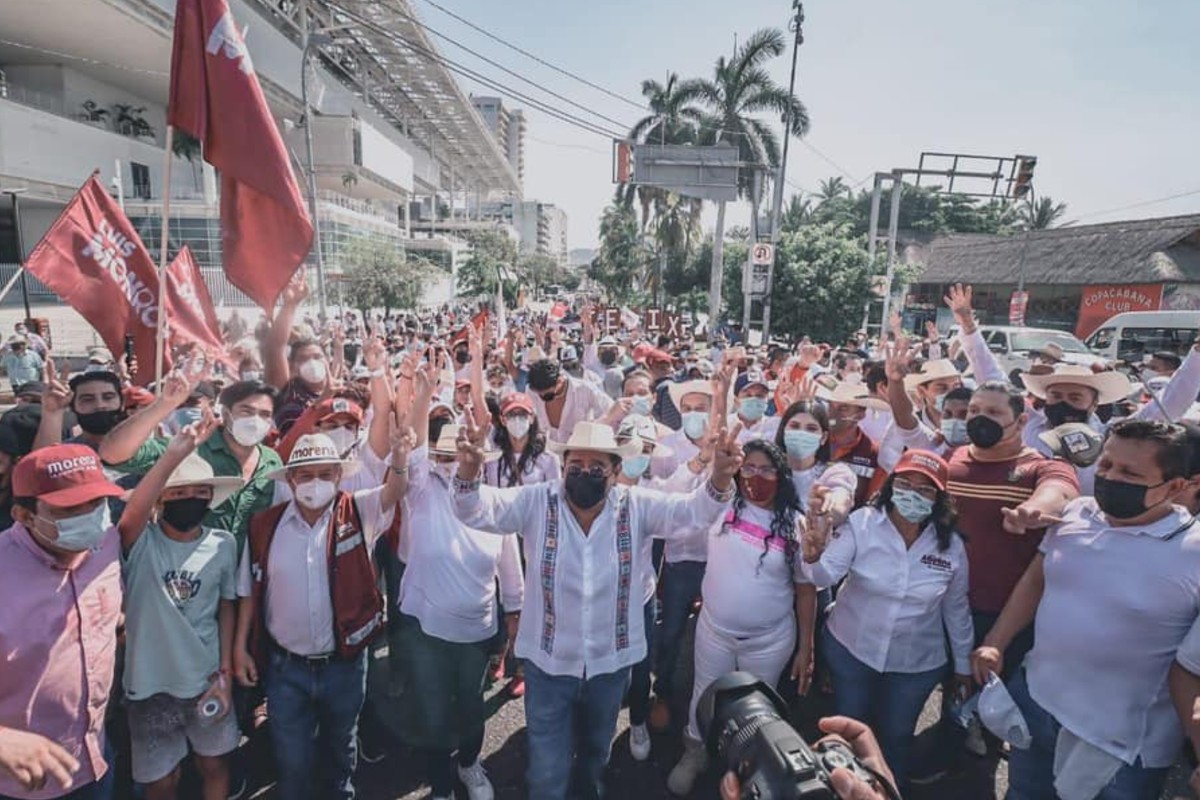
109, 432, 282, 554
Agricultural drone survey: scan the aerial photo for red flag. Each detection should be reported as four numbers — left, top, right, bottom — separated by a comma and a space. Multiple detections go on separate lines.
549, 301, 568, 321
168, 0, 313, 311
450, 309, 489, 346
164, 246, 236, 373
23, 175, 168, 384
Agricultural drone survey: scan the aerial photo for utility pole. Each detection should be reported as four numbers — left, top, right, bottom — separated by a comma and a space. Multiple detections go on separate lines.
762, 0, 804, 340
302, 26, 331, 320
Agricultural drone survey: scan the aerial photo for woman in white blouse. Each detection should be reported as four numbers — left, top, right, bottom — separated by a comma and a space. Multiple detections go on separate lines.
668, 439, 818, 797
774, 399, 856, 522
803, 449, 973, 794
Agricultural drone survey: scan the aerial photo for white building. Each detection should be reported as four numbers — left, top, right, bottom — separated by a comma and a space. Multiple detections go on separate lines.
471, 96, 525, 187
0, 0, 520, 311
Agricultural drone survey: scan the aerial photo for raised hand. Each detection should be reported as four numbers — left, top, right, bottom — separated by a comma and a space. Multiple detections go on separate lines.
362, 337, 387, 372
883, 340, 916, 384
160, 369, 194, 409
389, 425, 417, 463
711, 424, 745, 485
1001, 503, 1063, 535
281, 272, 310, 307
798, 342, 822, 368
455, 411, 487, 478
41, 359, 72, 414
943, 283, 974, 319
166, 409, 219, 458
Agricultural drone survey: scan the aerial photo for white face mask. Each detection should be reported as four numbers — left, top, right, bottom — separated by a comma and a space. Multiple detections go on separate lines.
241, 369, 262, 382
298, 358, 327, 384
324, 426, 358, 456
230, 415, 271, 447
506, 416, 532, 440
294, 478, 337, 510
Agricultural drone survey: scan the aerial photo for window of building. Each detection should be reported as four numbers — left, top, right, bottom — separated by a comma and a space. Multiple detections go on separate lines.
131, 162, 152, 200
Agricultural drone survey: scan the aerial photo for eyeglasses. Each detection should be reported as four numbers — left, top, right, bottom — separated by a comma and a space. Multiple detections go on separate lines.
566, 465, 612, 479
739, 465, 778, 479
893, 477, 939, 501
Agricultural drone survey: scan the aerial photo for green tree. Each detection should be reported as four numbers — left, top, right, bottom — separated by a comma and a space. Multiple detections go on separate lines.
340, 237, 427, 318
519, 253, 561, 297
780, 193, 814, 233
591, 204, 650, 304
457, 229, 519, 303
815, 176, 849, 204
679, 28, 811, 324
723, 222, 873, 344
1020, 195, 1072, 229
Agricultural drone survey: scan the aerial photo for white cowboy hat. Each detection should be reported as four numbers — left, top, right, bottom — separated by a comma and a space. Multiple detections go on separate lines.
546, 420, 643, 459
1020, 365, 1132, 406
815, 380, 890, 411
430, 424, 500, 461
617, 415, 674, 457
266, 433, 361, 480
164, 453, 243, 509
903, 359, 963, 391
668, 379, 715, 410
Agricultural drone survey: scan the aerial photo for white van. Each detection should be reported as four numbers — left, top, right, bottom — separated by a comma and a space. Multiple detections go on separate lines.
1084, 311, 1200, 363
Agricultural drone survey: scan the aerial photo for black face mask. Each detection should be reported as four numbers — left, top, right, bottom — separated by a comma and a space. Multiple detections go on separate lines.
1044, 401, 1089, 428
1094, 474, 1166, 520
564, 471, 608, 509
76, 409, 125, 436
455, 350, 471, 365
966, 415, 1007, 448
599, 350, 618, 367
161, 497, 211, 531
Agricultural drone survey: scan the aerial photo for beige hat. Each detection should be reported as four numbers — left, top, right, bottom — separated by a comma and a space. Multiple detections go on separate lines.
1033, 341, 1066, 363
546, 420, 643, 459
430, 424, 500, 461
163, 453, 244, 509
816, 381, 890, 411
266, 433, 360, 480
668, 379, 715, 411
617, 415, 674, 457
1020, 365, 1131, 406
903, 359, 962, 391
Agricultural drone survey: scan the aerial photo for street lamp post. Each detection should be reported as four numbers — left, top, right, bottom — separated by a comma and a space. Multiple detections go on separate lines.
301, 30, 333, 321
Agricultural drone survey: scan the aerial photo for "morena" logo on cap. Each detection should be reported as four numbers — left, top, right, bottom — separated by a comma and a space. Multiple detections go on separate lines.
292, 445, 336, 461
46, 455, 99, 477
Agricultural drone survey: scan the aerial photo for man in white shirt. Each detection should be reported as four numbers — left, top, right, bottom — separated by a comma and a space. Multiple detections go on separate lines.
972, 419, 1200, 800
232, 432, 407, 800
526, 357, 614, 444
452, 419, 743, 800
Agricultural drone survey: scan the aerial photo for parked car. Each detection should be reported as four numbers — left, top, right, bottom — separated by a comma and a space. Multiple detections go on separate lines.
950, 325, 1102, 385
1083, 310, 1200, 364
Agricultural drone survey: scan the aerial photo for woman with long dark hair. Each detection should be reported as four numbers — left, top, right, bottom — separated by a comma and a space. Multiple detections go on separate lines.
774, 400, 856, 526
667, 440, 818, 796
803, 449, 972, 793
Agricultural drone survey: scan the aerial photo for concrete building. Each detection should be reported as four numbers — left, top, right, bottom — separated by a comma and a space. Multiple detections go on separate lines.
0, 0, 520, 312
471, 96, 525, 186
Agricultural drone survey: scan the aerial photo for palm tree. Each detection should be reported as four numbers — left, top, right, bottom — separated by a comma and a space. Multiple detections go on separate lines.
726, 225, 751, 243
816, 176, 849, 205
1021, 195, 1072, 229
680, 28, 810, 326
780, 193, 813, 233
622, 74, 705, 230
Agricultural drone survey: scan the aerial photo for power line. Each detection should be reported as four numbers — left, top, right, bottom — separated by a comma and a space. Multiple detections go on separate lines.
526, 134, 612, 156
796, 138, 864, 185
412, 0, 649, 111
1073, 188, 1200, 222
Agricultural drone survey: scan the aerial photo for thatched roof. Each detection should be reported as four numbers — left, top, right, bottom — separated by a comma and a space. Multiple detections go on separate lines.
907, 214, 1200, 285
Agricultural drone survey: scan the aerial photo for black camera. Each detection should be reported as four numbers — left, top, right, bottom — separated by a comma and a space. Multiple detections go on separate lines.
696, 671, 885, 800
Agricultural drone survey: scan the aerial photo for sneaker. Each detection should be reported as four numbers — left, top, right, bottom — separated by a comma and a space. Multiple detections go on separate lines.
629, 723, 651, 761
648, 697, 671, 732
965, 717, 988, 757
457, 760, 495, 800
667, 738, 708, 796
358, 733, 386, 765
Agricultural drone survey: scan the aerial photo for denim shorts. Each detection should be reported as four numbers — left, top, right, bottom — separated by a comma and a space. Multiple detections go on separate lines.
127, 692, 239, 784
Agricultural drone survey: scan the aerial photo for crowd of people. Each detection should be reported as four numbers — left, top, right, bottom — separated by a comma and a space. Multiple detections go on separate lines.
2, 276, 1200, 800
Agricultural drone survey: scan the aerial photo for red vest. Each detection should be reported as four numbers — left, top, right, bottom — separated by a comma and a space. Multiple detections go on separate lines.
246, 492, 384, 665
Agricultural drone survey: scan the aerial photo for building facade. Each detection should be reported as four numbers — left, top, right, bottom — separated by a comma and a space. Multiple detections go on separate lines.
471, 96, 526, 186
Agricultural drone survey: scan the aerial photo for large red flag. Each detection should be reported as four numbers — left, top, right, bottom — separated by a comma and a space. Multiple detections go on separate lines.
23, 175, 167, 385
164, 246, 237, 373
168, 0, 313, 312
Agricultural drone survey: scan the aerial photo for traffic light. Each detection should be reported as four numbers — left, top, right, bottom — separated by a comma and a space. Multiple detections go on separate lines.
1013, 155, 1037, 199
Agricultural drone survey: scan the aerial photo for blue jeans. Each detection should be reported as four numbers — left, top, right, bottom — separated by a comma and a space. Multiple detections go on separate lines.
265, 649, 367, 800
653, 560, 705, 701
822, 627, 943, 792
522, 660, 632, 800
1006, 670, 1169, 800
627, 598, 657, 726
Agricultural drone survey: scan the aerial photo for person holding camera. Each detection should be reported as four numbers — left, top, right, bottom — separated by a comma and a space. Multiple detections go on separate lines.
803, 450, 973, 793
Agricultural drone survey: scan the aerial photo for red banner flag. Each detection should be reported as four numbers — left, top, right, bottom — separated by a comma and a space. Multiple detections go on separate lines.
164, 246, 235, 373
450, 309, 489, 346
168, 0, 313, 312
23, 174, 167, 384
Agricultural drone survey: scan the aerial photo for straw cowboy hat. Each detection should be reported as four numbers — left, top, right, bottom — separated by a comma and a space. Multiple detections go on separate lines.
815, 380, 890, 411
903, 359, 963, 392
431, 424, 500, 461
1020, 364, 1132, 406
266, 433, 361, 480
617, 415, 674, 457
164, 453, 244, 509
1031, 341, 1066, 364
668, 379, 715, 410
546, 421, 643, 459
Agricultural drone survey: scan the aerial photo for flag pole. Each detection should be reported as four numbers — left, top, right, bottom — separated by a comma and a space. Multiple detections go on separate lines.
155, 125, 175, 391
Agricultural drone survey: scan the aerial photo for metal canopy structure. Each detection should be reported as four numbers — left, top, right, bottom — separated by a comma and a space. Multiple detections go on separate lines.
248, 0, 520, 196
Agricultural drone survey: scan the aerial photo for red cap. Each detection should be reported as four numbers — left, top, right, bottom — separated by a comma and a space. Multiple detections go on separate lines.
314, 397, 364, 426
632, 343, 653, 363
123, 386, 155, 410
500, 393, 534, 416
13, 444, 125, 507
893, 449, 949, 492
454, 378, 472, 390
645, 348, 673, 365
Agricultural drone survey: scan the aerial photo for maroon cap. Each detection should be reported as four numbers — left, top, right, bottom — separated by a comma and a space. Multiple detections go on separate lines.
314, 397, 364, 426
13, 444, 125, 507
454, 378, 472, 390
893, 449, 949, 492
500, 393, 535, 416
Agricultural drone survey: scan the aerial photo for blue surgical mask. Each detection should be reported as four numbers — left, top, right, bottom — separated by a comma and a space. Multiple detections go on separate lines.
940, 418, 969, 447
891, 487, 935, 523
682, 412, 708, 441
621, 454, 651, 480
783, 429, 823, 460
739, 397, 768, 422
934, 392, 948, 413
36, 503, 111, 552
630, 395, 653, 417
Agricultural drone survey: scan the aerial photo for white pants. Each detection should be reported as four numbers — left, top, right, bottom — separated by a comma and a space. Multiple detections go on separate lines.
685, 608, 796, 741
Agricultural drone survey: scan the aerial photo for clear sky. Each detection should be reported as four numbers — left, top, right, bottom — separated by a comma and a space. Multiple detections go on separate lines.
414, 0, 1200, 250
